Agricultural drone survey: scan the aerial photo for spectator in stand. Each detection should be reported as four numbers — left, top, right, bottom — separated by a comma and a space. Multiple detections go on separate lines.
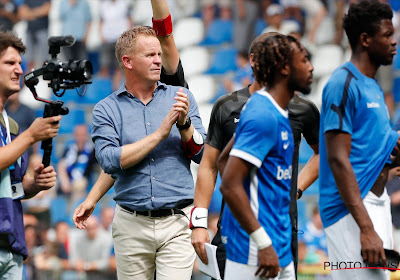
262, 3, 301, 36
23, 153, 55, 229
0, 0, 19, 32
5, 91, 35, 134
59, 0, 92, 60
69, 216, 113, 280
57, 124, 97, 204
233, 0, 262, 52
55, 221, 70, 257
222, 50, 253, 94
299, 205, 328, 261
99, 0, 133, 91
18, 0, 50, 70
100, 206, 114, 233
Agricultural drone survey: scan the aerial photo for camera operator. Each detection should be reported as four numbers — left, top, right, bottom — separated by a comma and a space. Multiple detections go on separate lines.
0, 31, 61, 279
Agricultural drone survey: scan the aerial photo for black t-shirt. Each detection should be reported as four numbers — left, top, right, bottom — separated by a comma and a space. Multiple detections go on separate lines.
206, 87, 251, 149
160, 60, 188, 89
287, 94, 320, 243
288, 94, 320, 211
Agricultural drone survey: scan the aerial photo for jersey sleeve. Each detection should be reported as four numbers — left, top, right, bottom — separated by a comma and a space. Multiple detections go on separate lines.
230, 105, 277, 168
302, 100, 320, 146
205, 97, 226, 151
160, 59, 188, 89
322, 75, 356, 135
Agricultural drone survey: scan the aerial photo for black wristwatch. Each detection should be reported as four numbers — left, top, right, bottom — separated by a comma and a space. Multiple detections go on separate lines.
176, 117, 191, 130
297, 188, 303, 199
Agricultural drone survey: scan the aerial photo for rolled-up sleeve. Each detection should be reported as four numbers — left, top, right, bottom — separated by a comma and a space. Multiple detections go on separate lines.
92, 102, 122, 174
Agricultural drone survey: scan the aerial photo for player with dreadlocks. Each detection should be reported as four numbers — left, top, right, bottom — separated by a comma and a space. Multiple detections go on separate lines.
219, 33, 313, 280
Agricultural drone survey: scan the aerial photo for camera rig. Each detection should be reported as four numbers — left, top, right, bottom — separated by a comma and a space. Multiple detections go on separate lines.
24, 35, 93, 167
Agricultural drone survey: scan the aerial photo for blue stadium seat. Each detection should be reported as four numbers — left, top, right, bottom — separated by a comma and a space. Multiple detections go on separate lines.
50, 196, 69, 226
81, 77, 112, 104
59, 109, 86, 134
199, 19, 233, 46
254, 18, 267, 36
204, 47, 237, 75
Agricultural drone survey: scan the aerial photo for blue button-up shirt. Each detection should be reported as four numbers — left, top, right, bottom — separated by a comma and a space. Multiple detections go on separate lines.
92, 82, 206, 211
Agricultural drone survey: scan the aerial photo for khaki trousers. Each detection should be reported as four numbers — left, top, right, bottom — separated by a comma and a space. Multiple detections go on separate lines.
112, 204, 195, 280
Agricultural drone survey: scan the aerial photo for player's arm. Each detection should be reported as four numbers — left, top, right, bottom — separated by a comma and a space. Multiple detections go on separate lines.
151, 0, 179, 74
325, 131, 386, 265
220, 156, 280, 278
217, 136, 234, 176
73, 170, 115, 229
297, 143, 319, 198
191, 144, 220, 264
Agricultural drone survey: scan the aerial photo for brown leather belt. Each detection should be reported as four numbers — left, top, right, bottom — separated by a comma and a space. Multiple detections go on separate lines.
120, 199, 193, 218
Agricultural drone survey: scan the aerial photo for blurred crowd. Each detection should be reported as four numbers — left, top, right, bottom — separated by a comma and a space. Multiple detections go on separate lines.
1, 0, 400, 279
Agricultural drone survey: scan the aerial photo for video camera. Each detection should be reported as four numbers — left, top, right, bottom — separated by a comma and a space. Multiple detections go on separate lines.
24, 35, 93, 167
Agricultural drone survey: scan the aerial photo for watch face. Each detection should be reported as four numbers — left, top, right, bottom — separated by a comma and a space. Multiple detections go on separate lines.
178, 117, 191, 130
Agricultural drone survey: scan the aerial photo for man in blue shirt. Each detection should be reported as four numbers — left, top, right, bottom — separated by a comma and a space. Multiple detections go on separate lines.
319, 1, 400, 279
219, 34, 313, 280
91, 26, 206, 279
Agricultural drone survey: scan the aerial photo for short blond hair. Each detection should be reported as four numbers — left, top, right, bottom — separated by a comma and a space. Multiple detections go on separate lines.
115, 26, 157, 68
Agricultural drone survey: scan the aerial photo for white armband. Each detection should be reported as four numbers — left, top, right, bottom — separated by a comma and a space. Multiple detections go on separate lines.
250, 227, 272, 250
189, 207, 208, 229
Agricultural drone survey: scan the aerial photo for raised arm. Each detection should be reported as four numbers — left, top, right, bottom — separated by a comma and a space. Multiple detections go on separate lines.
151, 0, 179, 74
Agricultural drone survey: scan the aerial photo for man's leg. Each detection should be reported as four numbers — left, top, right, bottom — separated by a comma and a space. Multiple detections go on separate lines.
112, 205, 156, 280
0, 249, 23, 280
155, 205, 195, 280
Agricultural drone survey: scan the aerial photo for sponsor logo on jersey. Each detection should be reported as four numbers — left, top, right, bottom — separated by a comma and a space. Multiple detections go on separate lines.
277, 165, 292, 180
281, 131, 288, 141
367, 102, 380, 108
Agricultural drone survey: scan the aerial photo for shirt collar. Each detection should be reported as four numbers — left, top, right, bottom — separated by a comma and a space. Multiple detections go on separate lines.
116, 81, 168, 97
343, 61, 371, 81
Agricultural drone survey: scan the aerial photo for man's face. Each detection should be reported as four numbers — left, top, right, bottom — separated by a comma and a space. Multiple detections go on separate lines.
288, 43, 313, 94
368, 19, 397, 66
0, 47, 23, 97
130, 35, 162, 83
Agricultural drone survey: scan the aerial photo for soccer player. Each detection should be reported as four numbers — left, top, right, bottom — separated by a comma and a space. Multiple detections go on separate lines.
191, 33, 319, 279
219, 34, 313, 279
319, 1, 399, 279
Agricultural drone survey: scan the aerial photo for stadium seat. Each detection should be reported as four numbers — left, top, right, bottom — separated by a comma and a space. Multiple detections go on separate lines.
204, 47, 237, 75
312, 44, 343, 79
81, 77, 112, 104
59, 109, 86, 134
50, 196, 69, 226
254, 18, 267, 36
199, 19, 233, 46
180, 46, 210, 77
174, 17, 205, 50
187, 75, 216, 105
